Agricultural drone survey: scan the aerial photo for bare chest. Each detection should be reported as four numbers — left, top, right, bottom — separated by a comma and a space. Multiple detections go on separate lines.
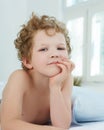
22, 90, 50, 124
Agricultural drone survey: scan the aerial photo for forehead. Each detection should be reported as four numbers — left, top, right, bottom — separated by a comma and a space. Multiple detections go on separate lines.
33, 29, 66, 46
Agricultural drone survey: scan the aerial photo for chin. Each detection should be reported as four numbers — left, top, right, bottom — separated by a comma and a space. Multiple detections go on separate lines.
47, 68, 61, 77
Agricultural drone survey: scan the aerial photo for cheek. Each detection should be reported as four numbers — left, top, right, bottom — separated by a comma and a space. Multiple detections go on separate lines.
35, 56, 46, 66
31, 53, 45, 69
60, 51, 69, 58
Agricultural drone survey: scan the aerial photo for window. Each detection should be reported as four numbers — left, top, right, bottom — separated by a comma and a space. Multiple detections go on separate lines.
66, 0, 88, 7
87, 8, 104, 81
63, 0, 104, 82
90, 11, 104, 77
67, 18, 84, 76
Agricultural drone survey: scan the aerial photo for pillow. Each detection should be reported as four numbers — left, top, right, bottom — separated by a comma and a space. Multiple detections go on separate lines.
72, 86, 104, 124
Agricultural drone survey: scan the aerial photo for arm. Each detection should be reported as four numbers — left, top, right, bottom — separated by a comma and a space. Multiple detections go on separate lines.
2, 119, 68, 130
49, 58, 75, 129
1, 70, 67, 130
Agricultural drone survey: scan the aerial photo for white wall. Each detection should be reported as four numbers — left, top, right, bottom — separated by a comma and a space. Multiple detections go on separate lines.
0, 0, 63, 81
26, 0, 63, 20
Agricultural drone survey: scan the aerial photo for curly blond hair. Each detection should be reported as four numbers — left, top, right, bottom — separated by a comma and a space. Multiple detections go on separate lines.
14, 13, 71, 70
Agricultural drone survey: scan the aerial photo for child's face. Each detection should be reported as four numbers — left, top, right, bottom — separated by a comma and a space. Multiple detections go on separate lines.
31, 29, 69, 77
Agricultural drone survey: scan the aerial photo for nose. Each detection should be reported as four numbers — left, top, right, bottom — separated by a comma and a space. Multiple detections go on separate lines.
51, 55, 59, 58
50, 51, 60, 58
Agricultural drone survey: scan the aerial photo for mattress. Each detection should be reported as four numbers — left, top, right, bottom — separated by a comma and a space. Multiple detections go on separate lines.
70, 121, 104, 130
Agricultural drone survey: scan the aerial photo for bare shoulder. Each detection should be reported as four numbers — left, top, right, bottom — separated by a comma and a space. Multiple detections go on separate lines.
1, 70, 32, 122
2, 69, 30, 97
8, 69, 30, 81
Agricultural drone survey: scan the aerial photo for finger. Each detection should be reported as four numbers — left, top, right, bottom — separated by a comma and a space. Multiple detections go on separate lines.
61, 58, 75, 72
56, 63, 67, 76
58, 60, 73, 72
71, 62, 75, 71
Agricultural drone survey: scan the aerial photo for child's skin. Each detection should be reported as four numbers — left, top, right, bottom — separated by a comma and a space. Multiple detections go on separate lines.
1, 24, 74, 130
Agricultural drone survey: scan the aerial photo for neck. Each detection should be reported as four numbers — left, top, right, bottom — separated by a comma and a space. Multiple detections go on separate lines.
28, 69, 49, 90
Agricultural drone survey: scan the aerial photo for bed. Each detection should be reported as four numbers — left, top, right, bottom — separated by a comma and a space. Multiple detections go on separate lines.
70, 121, 104, 130
70, 85, 104, 130
0, 82, 104, 130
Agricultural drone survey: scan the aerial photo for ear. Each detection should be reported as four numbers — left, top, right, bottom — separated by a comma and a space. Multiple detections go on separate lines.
22, 58, 33, 69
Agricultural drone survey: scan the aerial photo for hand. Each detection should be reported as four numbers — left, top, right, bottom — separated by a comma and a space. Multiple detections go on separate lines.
49, 57, 75, 89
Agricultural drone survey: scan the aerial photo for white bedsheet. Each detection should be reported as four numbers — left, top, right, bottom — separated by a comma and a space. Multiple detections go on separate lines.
70, 121, 104, 130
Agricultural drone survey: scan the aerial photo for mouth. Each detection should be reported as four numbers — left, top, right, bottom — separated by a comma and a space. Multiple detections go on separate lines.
47, 61, 59, 65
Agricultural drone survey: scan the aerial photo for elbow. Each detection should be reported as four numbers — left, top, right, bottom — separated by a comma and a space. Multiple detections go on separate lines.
63, 115, 72, 129
51, 116, 71, 129
63, 113, 72, 129
64, 117, 71, 129
1, 123, 11, 130
1, 120, 16, 130
67, 118, 71, 129
1, 124, 8, 130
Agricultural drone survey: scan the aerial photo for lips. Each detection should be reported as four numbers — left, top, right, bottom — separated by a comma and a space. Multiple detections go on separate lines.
48, 61, 59, 65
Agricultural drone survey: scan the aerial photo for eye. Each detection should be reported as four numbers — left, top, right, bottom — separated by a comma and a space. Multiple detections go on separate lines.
57, 47, 66, 50
39, 48, 48, 51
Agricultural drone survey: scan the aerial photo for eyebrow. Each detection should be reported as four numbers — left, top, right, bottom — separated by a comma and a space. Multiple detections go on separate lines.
39, 43, 48, 46
39, 43, 66, 46
58, 43, 66, 45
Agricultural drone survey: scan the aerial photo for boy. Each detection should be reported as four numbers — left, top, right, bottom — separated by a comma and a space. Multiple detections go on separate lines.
1, 13, 74, 130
